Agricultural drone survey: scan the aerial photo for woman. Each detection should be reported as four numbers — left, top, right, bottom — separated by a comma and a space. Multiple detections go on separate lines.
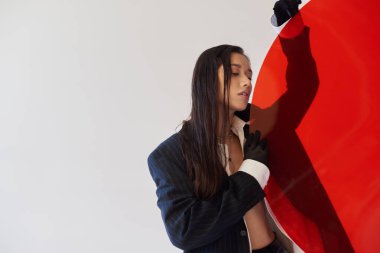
147, 44, 287, 252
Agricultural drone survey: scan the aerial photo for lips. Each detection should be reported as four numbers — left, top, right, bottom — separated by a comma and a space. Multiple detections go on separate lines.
238, 90, 251, 97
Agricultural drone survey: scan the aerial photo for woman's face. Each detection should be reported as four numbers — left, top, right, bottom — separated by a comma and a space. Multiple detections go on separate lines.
217, 52, 253, 112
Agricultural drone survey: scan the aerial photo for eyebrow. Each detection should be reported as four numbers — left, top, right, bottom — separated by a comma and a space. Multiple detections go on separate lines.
231, 64, 253, 74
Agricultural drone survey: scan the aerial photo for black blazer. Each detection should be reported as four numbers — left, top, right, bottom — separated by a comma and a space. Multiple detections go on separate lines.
147, 108, 265, 252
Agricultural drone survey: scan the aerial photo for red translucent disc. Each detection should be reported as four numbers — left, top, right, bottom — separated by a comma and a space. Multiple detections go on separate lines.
251, 1, 380, 252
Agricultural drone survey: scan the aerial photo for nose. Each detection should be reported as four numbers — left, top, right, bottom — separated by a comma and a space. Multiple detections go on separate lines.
242, 76, 252, 87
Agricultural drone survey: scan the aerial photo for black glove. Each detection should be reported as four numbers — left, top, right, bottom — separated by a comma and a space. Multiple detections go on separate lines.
243, 130, 268, 166
273, 0, 302, 26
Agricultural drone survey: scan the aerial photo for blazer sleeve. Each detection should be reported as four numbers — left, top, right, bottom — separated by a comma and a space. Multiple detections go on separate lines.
147, 135, 265, 250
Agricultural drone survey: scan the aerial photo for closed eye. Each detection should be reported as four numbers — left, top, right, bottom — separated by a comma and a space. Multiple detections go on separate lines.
231, 72, 252, 81
233, 72, 252, 80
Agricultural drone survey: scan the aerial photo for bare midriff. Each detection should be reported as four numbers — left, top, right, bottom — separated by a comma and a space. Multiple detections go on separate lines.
226, 134, 275, 250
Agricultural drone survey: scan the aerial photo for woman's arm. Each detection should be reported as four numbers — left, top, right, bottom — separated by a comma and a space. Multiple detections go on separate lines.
147, 134, 265, 251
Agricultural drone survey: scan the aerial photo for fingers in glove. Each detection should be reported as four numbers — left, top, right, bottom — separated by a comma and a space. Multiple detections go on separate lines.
244, 132, 255, 148
259, 139, 267, 150
252, 130, 261, 148
285, 0, 301, 16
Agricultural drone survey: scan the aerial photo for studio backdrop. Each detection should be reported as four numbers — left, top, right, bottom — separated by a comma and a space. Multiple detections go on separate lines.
0, 0, 378, 252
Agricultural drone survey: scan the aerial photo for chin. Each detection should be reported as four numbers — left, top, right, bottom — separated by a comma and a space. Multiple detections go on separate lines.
231, 102, 248, 112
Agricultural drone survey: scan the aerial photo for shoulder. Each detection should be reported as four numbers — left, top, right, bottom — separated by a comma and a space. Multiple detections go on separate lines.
147, 132, 183, 166
147, 131, 189, 183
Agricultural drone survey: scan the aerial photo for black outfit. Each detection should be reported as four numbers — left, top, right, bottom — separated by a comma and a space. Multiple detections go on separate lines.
148, 130, 265, 252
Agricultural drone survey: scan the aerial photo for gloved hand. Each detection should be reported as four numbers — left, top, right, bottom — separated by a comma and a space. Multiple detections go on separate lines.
243, 130, 268, 166
273, 0, 302, 26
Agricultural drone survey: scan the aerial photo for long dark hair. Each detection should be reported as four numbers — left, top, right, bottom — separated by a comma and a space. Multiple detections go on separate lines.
178, 44, 248, 200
